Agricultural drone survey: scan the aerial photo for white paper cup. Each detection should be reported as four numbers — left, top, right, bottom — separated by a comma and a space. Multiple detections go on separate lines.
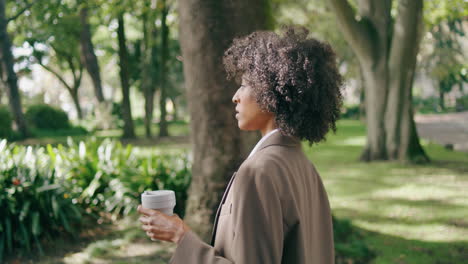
141, 190, 176, 216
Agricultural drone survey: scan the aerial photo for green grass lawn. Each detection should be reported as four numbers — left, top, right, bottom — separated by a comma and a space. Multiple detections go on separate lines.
26, 119, 468, 264
304, 120, 468, 264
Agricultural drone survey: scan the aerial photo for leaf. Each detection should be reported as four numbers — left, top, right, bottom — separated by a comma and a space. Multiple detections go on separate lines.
20, 222, 31, 252
19, 200, 31, 221
52, 195, 60, 219
32, 211, 41, 236
79, 141, 86, 159
59, 210, 71, 233
33, 234, 44, 256
47, 144, 56, 164
81, 171, 102, 198
5, 218, 12, 253
0, 139, 7, 152
69, 204, 82, 220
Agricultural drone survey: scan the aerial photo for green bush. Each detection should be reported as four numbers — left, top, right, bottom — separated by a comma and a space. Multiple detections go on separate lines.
52, 137, 191, 219
25, 104, 71, 130
0, 140, 82, 261
0, 105, 13, 139
341, 105, 361, 120
0, 138, 192, 259
333, 216, 376, 264
455, 95, 468, 112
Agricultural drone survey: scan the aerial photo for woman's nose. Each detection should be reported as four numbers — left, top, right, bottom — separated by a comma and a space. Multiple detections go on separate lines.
232, 91, 239, 104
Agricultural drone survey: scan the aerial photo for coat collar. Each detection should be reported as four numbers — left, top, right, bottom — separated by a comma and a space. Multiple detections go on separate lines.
256, 130, 301, 152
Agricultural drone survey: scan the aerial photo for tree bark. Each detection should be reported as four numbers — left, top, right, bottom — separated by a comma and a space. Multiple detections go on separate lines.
328, 0, 429, 162
439, 88, 445, 110
79, 5, 105, 103
70, 88, 83, 119
385, 0, 428, 162
179, 0, 271, 241
159, 0, 169, 137
0, 0, 30, 138
117, 13, 136, 139
141, 4, 157, 138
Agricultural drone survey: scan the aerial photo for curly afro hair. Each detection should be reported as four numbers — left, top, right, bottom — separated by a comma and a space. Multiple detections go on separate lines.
223, 26, 343, 144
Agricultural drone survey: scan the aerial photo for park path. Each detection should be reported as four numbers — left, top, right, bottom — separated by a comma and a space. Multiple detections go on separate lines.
415, 111, 468, 152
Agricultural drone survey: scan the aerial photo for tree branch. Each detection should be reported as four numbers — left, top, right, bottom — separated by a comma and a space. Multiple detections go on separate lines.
328, 0, 374, 61
76, 63, 83, 88
65, 54, 78, 83
389, 0, 424, 71
6, 0, 35, 23
37, 62, 73, 94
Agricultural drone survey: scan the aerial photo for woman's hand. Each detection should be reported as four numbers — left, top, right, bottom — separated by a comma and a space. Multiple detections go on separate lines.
137, 205, 190, 244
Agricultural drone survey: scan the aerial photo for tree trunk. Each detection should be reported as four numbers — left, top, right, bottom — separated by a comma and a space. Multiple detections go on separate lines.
439, 88, 445, 110
79, 6, 105, 103
179, 0, 271, 241
117, 13, 136, 139
70, 88, 83, 119
384, 0, 428, 162
170, 97, 178, 121
158, 0, 169, 137
141, 6, 157, 138
360, 61, 389, 161
329, 0, 429, 162
0, 0, 30, 138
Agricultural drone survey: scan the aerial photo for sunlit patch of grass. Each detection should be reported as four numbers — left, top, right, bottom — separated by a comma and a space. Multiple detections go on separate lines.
61, 215, 174, 264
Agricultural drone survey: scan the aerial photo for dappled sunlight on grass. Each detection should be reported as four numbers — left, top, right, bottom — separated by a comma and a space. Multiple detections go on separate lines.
335, 136, 366, 146
371, 184, 460, 201
355, 221, 467, 242
60, 214, 175, 264
303, 120, 468, 263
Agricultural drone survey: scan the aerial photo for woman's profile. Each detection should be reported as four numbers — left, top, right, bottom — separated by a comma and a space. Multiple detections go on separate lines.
138, 26, 343, 264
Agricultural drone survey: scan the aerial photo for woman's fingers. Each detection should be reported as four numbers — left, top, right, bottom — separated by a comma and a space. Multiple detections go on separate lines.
139, 216, 151, 225
137, 205, 159, 217
137, 205, 186, 243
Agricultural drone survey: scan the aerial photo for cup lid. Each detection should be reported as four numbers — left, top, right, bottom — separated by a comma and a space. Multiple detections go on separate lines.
141, 190, 175, 202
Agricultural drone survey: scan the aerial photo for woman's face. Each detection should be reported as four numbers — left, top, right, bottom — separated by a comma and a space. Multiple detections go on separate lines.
232, 76, 274, 131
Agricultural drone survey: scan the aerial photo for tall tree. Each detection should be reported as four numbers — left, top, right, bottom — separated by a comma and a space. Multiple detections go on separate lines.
79, 2, 106, 103
34, 46, 85, 119
23, 5, 86, 120
117, 12, 136, 138
179, 0, 272, 240
328, 0, 429, 162
140, 0, 158, 138
158, 0, 169, 137
0, 0, 31, 138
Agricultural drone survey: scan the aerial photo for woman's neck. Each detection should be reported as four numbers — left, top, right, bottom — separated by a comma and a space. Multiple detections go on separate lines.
260, 118, 277, 137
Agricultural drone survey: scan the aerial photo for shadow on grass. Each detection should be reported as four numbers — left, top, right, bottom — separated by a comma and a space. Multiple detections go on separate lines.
361, 228, 468, 264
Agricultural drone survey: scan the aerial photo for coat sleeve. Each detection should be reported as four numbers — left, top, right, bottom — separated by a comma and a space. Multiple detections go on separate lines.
170, 164, 284, 264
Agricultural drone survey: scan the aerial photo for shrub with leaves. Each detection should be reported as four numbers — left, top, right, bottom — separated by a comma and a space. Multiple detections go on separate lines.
333, 216, 376, 264
25, 104, 71, 130
50, 137, 191, 220
0, 140, 82, 261
0, 137, 192, 259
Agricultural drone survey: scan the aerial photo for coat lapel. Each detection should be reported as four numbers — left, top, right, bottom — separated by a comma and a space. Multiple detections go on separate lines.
210, 171, 237, 246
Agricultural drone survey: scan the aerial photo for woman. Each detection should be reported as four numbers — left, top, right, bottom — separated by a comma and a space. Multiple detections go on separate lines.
138, 27, 343, 264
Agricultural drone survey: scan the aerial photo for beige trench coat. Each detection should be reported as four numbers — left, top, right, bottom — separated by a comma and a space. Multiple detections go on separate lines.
170, 132, 334, 263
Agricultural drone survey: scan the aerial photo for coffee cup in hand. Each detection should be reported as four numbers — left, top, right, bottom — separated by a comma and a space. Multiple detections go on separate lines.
141, 190, 176, 215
